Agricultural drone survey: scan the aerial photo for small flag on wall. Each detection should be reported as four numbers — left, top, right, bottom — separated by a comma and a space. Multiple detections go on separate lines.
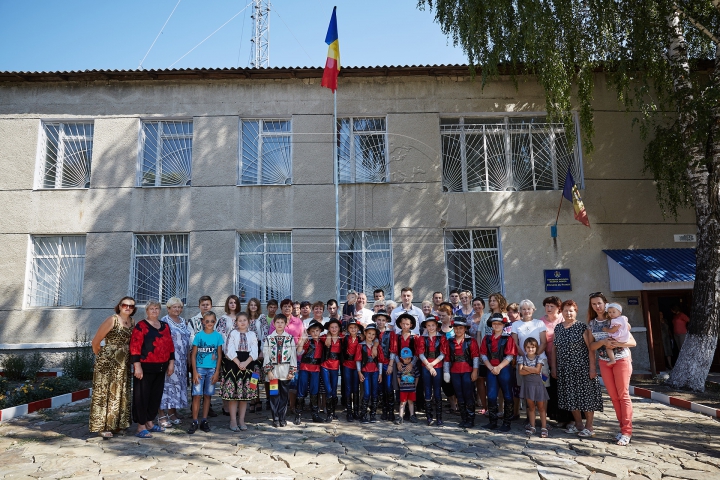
562, 169, 590, 227
321, 7, 340, 92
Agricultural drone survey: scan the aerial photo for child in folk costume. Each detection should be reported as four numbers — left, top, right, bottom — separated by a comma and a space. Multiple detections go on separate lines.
519, 337, 550, 437
444, 317, 480, 428
356, 323, 382, 423
263, 314, 297, 428
342, 319, 363, 421
221, 312, 259, 431
480, 313, 519, 432
393, 313, 419, 424
321, 317, 343, 422
295, 320, 326, 424
418, 315, 449, 427
374, 310, 396, 422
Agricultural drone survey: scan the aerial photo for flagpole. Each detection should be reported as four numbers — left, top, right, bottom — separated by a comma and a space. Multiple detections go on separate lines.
552, 194, 563, 240
333, 90, 340, 302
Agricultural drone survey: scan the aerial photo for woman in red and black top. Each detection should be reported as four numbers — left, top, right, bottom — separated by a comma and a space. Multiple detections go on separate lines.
374, 310, 396, 422
321, 318, 343, 422
417, 315, 449, 427
129, 300, 175, 438
444, 317, 480, 429
479, 313, 519, 432
342, 319, 362, 422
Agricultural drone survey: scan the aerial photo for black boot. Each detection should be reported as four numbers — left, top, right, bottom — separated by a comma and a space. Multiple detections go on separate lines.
499, 400, 513, 432
483, 401, 499, 430
380, 391, 388, 421
369, 397, 378, 423
435, 397, 444, 427
387, 390, 396, 423
466, 402, 476, 428
353, 392, 361, 421
346, 395, 354, 422
359, 397, 370, 424
310, 395, 323, 423
293, 397, 303, 425
458, 403, 467, 428
425, 397, 434, 426
325, 397, 335, 423
331, 397, 339, 419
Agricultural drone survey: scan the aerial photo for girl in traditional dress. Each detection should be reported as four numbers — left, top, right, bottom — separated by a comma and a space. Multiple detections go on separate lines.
222, 312, 259, 431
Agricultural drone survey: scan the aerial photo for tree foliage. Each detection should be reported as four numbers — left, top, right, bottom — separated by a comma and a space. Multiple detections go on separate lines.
418, 0, 717, 217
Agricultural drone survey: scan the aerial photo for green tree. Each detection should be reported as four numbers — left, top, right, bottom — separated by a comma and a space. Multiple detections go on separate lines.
419, 0, 719, 391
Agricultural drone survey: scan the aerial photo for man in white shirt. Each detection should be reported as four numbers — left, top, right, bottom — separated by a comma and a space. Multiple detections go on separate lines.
432, 291, 444, 315
353, 293, 374, 327
391, 287, 424, 335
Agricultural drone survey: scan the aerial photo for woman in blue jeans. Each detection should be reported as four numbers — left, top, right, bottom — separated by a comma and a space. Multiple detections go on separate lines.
480, 313, 518, 431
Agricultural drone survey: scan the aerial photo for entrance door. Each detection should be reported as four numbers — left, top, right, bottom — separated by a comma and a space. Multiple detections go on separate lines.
646, 291, 692, 372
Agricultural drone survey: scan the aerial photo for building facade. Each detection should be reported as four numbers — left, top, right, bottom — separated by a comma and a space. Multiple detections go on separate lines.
0, 66, 700, 371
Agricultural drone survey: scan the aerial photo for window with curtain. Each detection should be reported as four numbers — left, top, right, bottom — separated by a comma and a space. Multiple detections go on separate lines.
36, 122, 94, 189
131, 234, 189, 304
239, 119, 292, 185
445, 229, 502, 298
139, 120, 193, 187
236, 232, 292, 303
337, 117, 388, 183
27, 235, 86, 307
339, 230, 393, 299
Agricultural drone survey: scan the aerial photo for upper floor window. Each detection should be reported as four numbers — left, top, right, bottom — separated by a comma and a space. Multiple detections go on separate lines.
240, 120, 292, 185
441, 116, 582, 192
131, 234, 189, 304
445, 229, 502, 299
36, 122, 94, 189
338, 117, 388, 183
236, 232, 292, 302
339, 230, 393, 299
139, 120, 193, 187
27, 235, 86, 307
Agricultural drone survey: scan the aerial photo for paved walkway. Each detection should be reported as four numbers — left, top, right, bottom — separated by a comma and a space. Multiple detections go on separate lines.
1, 393, 719, 479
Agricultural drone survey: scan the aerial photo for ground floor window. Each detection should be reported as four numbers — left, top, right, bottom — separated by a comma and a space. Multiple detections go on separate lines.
445, 229, 502, 298
339, 230, 393, 299
236, 232, 292, 303
131, 234, 189, 304
27, 235, 86, 307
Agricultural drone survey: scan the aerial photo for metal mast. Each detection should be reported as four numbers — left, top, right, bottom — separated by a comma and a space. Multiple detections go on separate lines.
250, 0, 270, 68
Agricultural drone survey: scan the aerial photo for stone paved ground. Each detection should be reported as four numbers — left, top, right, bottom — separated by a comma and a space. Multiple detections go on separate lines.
1, 393, 719, 479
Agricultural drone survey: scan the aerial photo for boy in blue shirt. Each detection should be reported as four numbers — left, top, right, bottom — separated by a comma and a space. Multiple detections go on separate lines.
187, 312, 224, 434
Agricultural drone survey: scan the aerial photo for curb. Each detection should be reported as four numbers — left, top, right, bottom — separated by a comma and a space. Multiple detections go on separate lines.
599, 378, 720, 419
0, 388, 92, 422
0, 370, 63, 378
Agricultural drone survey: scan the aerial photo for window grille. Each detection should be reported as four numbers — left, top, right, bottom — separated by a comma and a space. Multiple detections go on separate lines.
444, 229, 502, 298
131, 234, 189, 304
139, 120, 193, 186
36, 123, 94, 189
337, 117, 388, 183
240, 120, 292, 185
441, 116, 582, 192
27, 235, 86, 307
237, 232, 292, 303
339, 230, 393, 299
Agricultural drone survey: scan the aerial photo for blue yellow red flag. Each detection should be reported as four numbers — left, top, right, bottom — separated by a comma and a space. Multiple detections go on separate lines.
562, 169, 590, 227
321, 7, 340, 92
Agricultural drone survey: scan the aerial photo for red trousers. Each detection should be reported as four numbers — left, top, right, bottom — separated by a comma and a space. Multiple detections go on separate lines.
600, 357, 633, 435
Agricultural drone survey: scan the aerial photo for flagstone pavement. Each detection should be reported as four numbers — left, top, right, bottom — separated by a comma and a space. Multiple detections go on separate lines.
1, 392, 719, 479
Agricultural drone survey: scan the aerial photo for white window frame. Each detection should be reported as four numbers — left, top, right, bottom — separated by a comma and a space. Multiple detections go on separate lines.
444, 228, 504, 298
238, 119, 293, 186
130, 233, 190, 304
137, 119, 193, 187
34, 121, 94, 190
337, 116, 389, 184
338, 230, 394, 299
25, 235, 86, 308
236, 232, 293, 303
440, 113, 584, 192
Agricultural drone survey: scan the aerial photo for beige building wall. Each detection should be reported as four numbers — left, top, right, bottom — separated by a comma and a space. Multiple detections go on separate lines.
0, 72, 696, 371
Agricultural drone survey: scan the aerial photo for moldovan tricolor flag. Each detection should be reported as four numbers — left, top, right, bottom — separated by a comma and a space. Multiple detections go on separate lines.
321, 7, 340, 92
562, 169, 590, 227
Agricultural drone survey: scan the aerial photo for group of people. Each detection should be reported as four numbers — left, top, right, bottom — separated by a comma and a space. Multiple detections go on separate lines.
88, 288, 636, 446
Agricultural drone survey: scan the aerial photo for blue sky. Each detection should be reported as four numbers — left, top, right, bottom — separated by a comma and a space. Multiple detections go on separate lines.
0, 1, 467, 72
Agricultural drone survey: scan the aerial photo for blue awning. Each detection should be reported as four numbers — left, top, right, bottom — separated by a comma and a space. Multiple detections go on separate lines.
602, 249, 695, 291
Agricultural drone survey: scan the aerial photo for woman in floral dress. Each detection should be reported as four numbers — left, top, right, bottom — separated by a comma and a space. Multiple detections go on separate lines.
89, 297, 136, 438
158, 297, 191, 426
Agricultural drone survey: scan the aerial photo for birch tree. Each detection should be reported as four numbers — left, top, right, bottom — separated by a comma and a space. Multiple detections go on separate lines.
419, 0, 720, 391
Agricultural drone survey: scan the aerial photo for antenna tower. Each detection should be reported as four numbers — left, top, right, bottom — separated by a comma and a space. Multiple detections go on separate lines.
251, 0, 270, 68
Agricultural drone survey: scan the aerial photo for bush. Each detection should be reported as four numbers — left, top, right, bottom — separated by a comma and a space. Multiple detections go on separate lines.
24, 352, 46, 381
2, 354, 27, 381
37, 376, 81, 397
61, 330, 95, 381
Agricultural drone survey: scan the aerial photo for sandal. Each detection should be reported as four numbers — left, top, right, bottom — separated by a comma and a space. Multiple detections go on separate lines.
577, 428, 595, 437
525, 426, 536, 435
157, 415, 173, 428
148, 424, 165, 433
616, 434, 631, 446
99, 431, 113, 438
168, 414, 182, 425
229, 425, 239, 432
135, 429, 152, 438
565, 425, 580, 434
540, 428, 549, 438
